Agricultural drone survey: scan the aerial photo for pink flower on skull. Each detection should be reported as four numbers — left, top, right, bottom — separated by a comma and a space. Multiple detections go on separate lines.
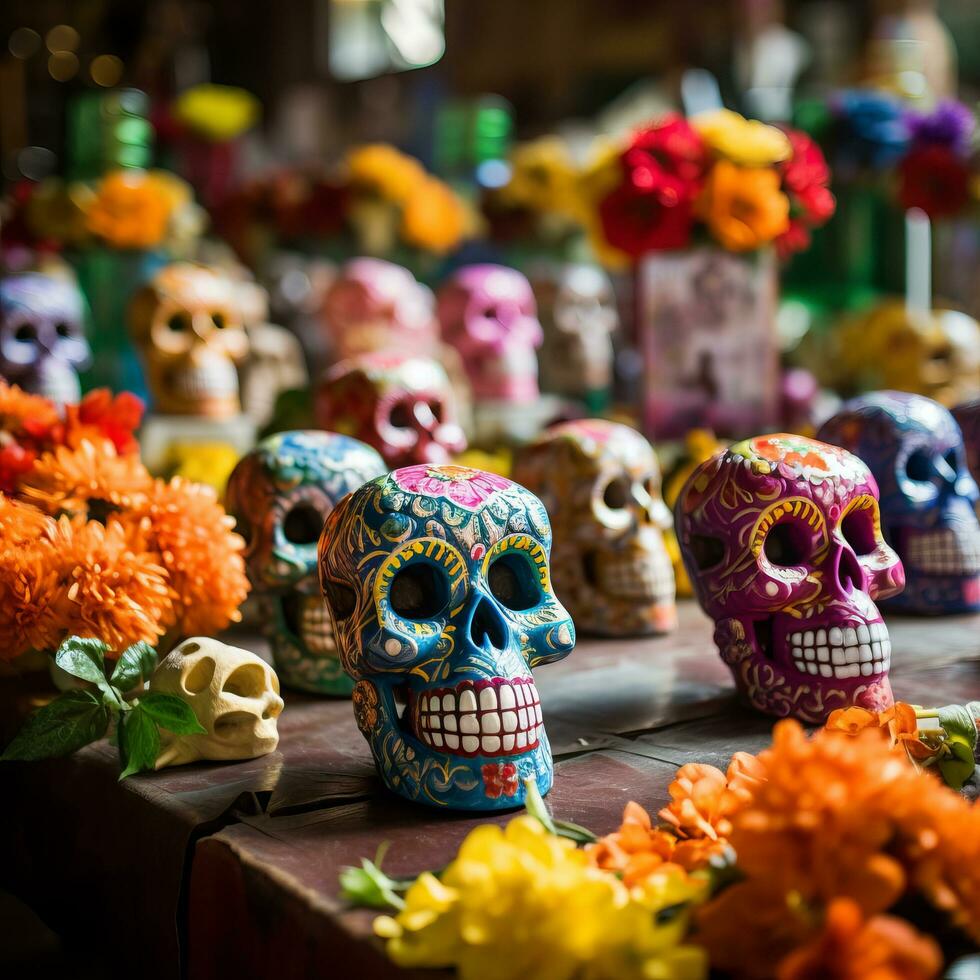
393, 464, 511, 510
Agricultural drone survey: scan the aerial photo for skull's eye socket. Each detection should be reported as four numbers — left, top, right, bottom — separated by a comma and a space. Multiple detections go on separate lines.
283, 503, 324, 544
212, 312, 226, 329
905, 450, 932, 482
841, 508, 877, 556
690, 534, 724, 571
763, 523, 809, 567
488, 553, 540, 611
389, 562, 449, 620
13, 323, 37, 343
602, 476, 632, 510
55, 321, 74, 338
324, 578, 357, 621
389, 401, 414, 429
224, 663, 269, 698
182, 653, 215, 694
167, 313, 190, 333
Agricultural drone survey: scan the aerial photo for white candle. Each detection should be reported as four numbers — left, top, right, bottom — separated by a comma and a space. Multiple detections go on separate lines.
905, 208, 931, 317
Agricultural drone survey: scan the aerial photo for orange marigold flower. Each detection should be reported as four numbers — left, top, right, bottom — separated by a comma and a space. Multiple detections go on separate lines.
696, 160, 790, 252
18, 439, 152, 521
776, 898, 942, 980
346, 144, 426, 203
38, 517, 173, 655
659, 762, 743, 841
86, 170, 172, 250
401, 178, 467, 254
0, 379, 60, 438
825, 705, 880, 736
826, 702, 934, 763
127, 477, 248, 634
587, 802, 683, 886
0, 494, 53, 545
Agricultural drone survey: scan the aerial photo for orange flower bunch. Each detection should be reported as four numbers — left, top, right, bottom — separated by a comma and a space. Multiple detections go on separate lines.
85, 170, 176, 250
0, 384, 248, 661
694, 720, 980, 978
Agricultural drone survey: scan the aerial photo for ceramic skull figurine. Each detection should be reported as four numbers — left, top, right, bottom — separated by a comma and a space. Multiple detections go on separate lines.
819, 392, 980, 614
952, 400, 980, 491
150, 637, 283, 768
226, 430, 386, 695
437, 264, 543, 404
0, 272, 90, 404
512, 419, 677, 636
533, 263, 617, 405
677, 434, 905, 722
323, 257, 438, 360
129, 263, 250, 418
316, 351, 467, 468
318, 464, 576, 810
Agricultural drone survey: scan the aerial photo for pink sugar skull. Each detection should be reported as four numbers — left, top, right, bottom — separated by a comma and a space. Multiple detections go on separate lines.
316, 351, 466, 468
676, 434, 905, 723
436, 264, 542, 404
322, 258, 437, 360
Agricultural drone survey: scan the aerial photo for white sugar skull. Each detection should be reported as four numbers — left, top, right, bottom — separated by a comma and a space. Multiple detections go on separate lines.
0, 272, 90, 405
129, 263, 250, 418
819, 392, 980, 614
533, 263, 617, 403
436, 264, 543, 405
513, 419, 677, 636
323, 257, 438, 360
150, 637, 283, 768
225, 431, 387, 695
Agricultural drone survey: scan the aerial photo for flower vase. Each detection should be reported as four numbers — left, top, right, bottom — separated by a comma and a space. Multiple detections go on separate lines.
637, 246, 779, 440
70, 247, 170, 398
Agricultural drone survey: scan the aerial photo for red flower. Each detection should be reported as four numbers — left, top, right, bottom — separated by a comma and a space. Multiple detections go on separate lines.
780, 129, 831, 195
899, 145, 971, 219
775, 128, 835, 258
795, 184, 836, 223
0, 443, 37, 494
481, 762, 519, 799
775, 219, 812, 260
598, 165, 695, 257
65, 389, 144, 454
626, 114, 708, 186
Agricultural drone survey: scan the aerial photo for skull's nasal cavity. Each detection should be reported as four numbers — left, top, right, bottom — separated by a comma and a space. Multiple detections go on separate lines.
835, 546, 864, 594
469, 595, 507, 650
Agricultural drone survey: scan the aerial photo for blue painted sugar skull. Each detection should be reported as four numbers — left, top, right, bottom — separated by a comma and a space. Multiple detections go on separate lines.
318, 464, 575, 810
818, 392, 980, 614
226, 430, 386, 695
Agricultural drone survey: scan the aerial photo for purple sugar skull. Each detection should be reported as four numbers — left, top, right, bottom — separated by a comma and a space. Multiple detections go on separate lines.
677, 434, 905, 723
819, 392, 980, 614
0, 272, 90, 404
436, 264, 542, 404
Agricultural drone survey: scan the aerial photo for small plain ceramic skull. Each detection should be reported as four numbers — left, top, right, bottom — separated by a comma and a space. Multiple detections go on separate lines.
318, 464, 576, 810
533, 263, 617, 403
129, 263, 250, 418
316, 351, 467, 468
0, 272, 90, 404
226, 430, 386, 695
150, 637, 283, 768
513, 419, 676, 636
323, 257, 438, 360
437, 264, 543, 405
819, 392, 980, 614
677, 434, 905, 723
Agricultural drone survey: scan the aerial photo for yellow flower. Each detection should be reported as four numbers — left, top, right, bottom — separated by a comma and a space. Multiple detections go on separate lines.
26, 178, 94, 246
346, 144, 427, 204
692, 109, 791, 167
174, 84, 260, 141
401, 177, 467, 254
375, 815, 707, 980
500, 137, 581, 218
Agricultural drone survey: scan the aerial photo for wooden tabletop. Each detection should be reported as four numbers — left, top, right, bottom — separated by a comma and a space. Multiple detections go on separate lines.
1, 601, 978, 980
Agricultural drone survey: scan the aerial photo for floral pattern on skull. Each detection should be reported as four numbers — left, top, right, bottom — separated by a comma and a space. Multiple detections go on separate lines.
226, 430, 386, 694
316, 351, 466, 468
512, 419, 677, 636
318, 464, 575, 810
677, 434, 905, 723
819, 392, 980, 614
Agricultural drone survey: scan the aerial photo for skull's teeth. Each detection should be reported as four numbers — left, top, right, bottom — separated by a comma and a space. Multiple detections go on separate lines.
906, 528, 980, 575
170, 361, 239, 399
298, 597, 334, 654
596, 554, 674, 601
415, 678, 543, 757
789, 622, 891, 679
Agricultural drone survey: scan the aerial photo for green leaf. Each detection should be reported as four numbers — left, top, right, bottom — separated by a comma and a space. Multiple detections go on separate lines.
522, 777, 558, 835
1, 690, 109, 761
54, 636, 109, 689
118, 704, 161, 779
939, 704, 979, 757
339, 844, 407, 910
939, 735, 977, 791
139, 693, 205, 735
110, 641, 158, 693
552, 818, 599, 845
